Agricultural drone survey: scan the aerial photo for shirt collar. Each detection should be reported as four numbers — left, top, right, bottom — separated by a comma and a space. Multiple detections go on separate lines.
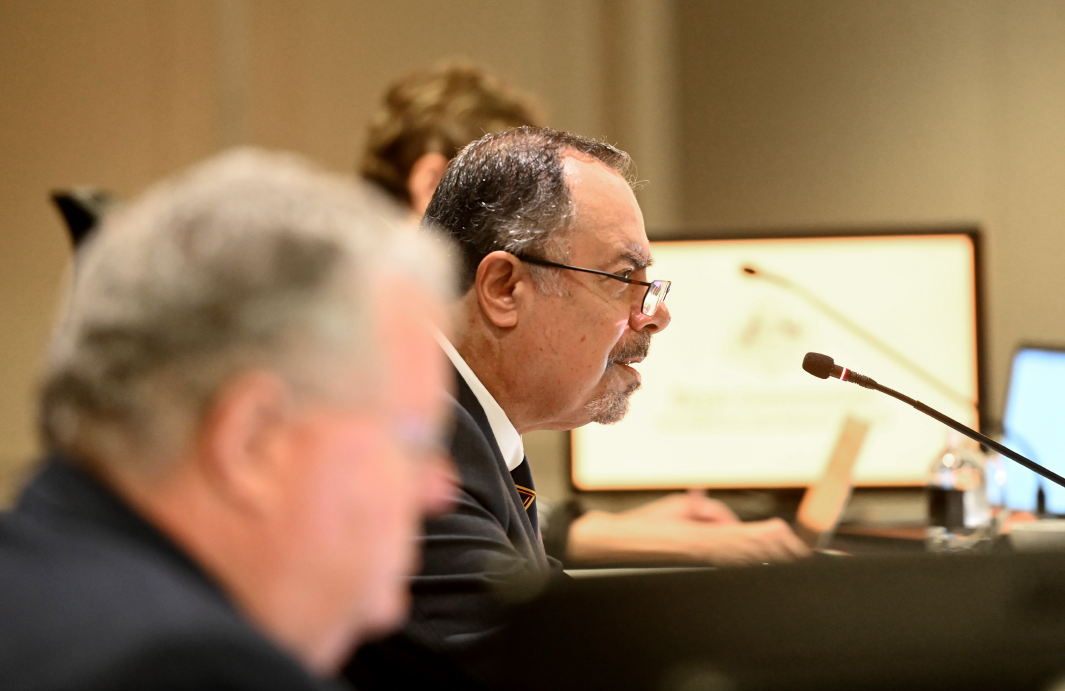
434, 330, 525, 472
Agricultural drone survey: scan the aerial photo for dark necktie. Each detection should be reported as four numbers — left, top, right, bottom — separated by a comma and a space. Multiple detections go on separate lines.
509, 456, 538, 535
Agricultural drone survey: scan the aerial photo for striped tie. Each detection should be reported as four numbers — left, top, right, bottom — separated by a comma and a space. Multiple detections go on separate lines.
509, 456, 538, 534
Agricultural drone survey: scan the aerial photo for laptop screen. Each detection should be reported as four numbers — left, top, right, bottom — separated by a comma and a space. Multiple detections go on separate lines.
999, 347, 1065, 512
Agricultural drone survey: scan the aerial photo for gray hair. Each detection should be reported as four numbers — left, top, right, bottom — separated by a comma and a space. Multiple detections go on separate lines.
40, 148, 451, 472
423, 126, 633, 293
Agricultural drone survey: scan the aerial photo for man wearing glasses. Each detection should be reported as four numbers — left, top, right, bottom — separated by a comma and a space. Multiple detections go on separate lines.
355, 63, 809, 577
348, 127, 808, 689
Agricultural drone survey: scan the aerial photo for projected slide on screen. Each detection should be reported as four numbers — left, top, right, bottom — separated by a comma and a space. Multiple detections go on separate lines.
572, 233, 980, 488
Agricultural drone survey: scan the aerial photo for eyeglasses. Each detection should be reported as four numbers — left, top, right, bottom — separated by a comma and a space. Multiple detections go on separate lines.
516, 255, 671, 317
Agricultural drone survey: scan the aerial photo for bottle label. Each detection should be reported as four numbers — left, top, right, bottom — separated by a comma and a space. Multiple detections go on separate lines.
928, 487, 966, 529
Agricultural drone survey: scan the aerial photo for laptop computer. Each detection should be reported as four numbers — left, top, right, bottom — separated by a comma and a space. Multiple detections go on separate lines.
999, 345, 1065, 513
569, 416, 869, 577
794, 416, 869, 549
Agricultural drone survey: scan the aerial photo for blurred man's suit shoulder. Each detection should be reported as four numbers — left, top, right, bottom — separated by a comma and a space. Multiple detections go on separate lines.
0, 457, 338, 691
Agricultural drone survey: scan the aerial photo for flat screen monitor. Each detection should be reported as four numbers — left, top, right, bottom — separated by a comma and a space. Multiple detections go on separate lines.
998, 346, 1065, 512
571, 230, 982, 489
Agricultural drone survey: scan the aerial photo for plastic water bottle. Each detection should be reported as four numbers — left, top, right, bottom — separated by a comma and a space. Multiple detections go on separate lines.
984, 437, 1009, 534
926, 433, 993, 553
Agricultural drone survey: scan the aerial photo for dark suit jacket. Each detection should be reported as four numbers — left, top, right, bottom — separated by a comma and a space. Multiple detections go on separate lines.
0, 455, 344, 691
347, 373, 561, 689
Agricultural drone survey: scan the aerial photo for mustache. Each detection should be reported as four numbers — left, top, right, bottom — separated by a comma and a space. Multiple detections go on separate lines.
607, 331, 652, 368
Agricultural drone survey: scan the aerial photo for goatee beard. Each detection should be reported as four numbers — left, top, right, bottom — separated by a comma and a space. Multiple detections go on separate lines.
584, 380, 640, 425
585, 331, 651, 425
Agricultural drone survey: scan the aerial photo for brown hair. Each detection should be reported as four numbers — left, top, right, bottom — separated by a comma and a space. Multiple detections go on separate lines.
359, 62, 543, 207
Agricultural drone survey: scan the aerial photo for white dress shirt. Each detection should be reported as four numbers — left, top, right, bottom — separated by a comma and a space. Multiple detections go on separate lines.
434, 331, 525, 472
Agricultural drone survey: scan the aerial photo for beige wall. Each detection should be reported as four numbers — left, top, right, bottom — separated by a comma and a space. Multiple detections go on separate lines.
678, 0, 1065, 423
2, 0, 1064, 505
0, 1, 226, 497
0, 0, 617, 502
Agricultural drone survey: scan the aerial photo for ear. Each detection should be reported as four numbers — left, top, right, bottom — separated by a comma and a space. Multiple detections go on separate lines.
473, 251, 532, 329
196, 371, 293, 512
407, 152, 450, 216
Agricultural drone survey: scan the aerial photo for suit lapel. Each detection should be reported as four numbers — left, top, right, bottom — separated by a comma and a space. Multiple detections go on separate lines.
451, 367, 542, 543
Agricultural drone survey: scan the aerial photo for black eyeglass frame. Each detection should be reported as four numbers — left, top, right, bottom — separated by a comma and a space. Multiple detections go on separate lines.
516, 255, 671, 317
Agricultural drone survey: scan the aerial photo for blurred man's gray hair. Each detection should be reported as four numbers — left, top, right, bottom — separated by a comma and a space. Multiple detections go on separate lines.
40, 148, 451, 473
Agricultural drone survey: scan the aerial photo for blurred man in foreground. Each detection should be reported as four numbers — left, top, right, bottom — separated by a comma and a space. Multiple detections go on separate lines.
0, 150, 455, 690
358, 63, 809, 570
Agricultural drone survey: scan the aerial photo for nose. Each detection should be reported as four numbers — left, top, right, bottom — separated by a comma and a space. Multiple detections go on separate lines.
630, 300, 670, 334
420, 452, 460, 517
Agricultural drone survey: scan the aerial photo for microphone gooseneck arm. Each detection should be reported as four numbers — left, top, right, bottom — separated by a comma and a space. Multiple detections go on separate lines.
803, 352, 1065, 490
744, 265, 974, 409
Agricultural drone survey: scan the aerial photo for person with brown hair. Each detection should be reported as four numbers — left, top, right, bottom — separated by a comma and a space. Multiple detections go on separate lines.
360, 62, 544, 218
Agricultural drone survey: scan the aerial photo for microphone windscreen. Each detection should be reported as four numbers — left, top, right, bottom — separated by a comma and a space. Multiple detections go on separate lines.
803, 352, 835, 379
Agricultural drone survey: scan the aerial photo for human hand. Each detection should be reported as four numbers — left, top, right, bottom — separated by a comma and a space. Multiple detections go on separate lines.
625, 489, 740, 525
567, 504, 810, 567
675, 518, 812, 566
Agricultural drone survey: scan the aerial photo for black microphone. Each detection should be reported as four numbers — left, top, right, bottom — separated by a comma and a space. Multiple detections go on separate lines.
802, 351, 1065, 490
802, 352, 878, 389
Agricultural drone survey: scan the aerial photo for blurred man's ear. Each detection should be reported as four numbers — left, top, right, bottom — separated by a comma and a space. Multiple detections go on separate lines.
197, 371, 293, 512
407, 152, 449, 216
